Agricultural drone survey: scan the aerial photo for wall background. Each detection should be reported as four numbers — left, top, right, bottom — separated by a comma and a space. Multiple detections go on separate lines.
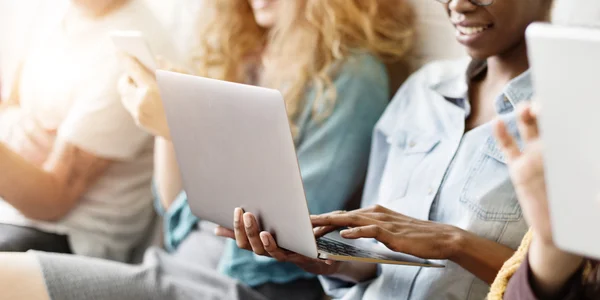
0, 0, 598, 99
0, 0, 203, 99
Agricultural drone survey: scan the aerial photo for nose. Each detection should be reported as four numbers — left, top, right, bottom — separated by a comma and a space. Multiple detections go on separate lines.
448, 0, 478, 14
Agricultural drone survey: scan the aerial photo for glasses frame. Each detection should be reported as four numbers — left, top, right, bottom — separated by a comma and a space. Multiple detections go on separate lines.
435, 0, 495, 7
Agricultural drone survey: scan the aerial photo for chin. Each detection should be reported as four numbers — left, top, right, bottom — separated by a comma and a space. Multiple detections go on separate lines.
254, 14, 276, 29
465, 48, 494, 61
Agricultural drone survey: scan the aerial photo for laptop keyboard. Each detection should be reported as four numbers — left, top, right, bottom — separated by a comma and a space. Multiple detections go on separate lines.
316, 237, 389, 260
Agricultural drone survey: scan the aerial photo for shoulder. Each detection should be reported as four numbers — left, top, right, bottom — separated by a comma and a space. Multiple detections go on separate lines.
334, 52, 388, 90
325, 52, 389, 111
301, 52, 389, 127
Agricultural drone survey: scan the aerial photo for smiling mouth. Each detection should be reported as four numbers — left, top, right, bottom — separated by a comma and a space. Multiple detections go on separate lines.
456, 24, 493, 36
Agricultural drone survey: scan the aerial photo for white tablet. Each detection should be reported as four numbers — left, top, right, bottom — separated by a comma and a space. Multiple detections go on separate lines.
111, 30, 157, 71
527, 23, 600, 259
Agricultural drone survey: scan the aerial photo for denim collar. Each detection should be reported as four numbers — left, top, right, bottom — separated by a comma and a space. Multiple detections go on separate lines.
431, 60, 534, 115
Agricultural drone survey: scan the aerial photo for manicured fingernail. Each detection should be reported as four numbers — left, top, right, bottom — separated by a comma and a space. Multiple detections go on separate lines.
325, 260, 334, 265
260, 234, 270, 247
243, 213, 252, 228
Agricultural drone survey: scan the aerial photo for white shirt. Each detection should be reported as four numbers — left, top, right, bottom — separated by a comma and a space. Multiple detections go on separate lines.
0, 0, 174, 262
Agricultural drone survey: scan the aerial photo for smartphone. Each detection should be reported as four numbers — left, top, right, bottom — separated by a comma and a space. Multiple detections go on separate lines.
111, 30, 157, 71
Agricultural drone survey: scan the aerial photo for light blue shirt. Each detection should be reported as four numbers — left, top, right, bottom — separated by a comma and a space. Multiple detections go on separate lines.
321, 58, 531, 300
155, 52, 391, 287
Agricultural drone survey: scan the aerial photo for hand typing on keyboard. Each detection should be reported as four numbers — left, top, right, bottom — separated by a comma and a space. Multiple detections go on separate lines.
311, 205, 464, 260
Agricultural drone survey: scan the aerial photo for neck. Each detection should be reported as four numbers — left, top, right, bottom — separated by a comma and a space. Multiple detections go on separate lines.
486, 40, 530, 84
75, 0, 130, 19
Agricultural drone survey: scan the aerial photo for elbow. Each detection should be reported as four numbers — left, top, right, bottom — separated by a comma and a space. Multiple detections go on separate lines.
20, 200, 75, 222
22, 209, 70, 223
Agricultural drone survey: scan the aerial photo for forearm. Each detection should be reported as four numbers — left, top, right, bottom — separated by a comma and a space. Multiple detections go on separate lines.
330, 261, 379, 283
154, 137, 183, 210
451, 229, 516, 284
528, 237, 584, 297
0, 143, 63, 220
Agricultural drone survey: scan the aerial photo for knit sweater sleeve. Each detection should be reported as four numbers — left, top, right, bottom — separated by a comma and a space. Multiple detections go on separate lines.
488, 230, 534, 300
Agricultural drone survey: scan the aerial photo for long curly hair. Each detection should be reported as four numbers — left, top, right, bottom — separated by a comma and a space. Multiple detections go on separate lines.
192, 0, 414, 135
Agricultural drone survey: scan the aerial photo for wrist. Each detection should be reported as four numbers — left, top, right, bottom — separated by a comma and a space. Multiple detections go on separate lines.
529, 236, 584, 296
332, 261, 378, 283
447, 226, 469, 261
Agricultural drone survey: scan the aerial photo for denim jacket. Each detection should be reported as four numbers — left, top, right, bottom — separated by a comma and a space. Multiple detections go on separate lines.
321, 58, 531, 300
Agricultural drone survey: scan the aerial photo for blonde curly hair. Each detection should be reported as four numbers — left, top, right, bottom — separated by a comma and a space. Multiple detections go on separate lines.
193, 0, 414, 134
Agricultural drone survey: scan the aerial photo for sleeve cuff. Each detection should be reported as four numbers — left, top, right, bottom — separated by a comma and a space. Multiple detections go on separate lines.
152, 183, 166, 216
505, 253, 586, 300
161, 190, 199, 252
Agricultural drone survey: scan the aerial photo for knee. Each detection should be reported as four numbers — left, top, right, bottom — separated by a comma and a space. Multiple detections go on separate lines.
0, 253, 50, 300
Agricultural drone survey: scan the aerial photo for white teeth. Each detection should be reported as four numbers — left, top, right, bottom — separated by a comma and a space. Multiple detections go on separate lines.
457, 25, 488, 35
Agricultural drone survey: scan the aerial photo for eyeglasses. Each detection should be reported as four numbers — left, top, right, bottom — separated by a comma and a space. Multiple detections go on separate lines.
435, 0, 495, 6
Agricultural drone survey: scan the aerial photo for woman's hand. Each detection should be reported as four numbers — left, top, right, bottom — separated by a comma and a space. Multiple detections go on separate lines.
214, 208, 343, 276
494, 104, 553, 244
311, 205, 464, 260
118, 55, 170, 139
494, 103, 585, 296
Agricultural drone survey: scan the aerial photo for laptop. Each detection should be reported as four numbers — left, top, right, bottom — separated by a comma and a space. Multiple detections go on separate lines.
157, 70, 443, 267
527, 23, 600, 259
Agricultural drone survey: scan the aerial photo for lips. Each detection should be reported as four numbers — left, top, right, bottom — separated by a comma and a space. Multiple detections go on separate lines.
456, 24, 492, 35
453, 22, 494, 47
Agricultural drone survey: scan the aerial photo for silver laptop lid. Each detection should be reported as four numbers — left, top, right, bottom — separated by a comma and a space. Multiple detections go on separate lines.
157, 71, 319, 259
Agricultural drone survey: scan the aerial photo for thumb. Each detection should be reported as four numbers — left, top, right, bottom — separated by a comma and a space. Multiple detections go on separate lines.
124, 55, 154, 85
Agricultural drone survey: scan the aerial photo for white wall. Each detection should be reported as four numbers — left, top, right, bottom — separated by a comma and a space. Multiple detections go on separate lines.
554, 0, 600, 27
1, 0, 599, 98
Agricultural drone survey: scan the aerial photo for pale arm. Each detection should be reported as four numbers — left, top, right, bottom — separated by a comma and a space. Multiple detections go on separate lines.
153, 137, 183, 210
0, 139, 111, 221
528, 237, 585, 297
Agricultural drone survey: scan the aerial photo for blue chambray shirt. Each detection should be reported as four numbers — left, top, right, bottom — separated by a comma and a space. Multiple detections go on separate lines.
154, 52, 391, 287
320, 58, 531, 300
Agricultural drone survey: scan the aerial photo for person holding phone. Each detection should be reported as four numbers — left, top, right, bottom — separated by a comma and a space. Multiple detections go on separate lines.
0, 0, 173, 261
0, 0, 416, 299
